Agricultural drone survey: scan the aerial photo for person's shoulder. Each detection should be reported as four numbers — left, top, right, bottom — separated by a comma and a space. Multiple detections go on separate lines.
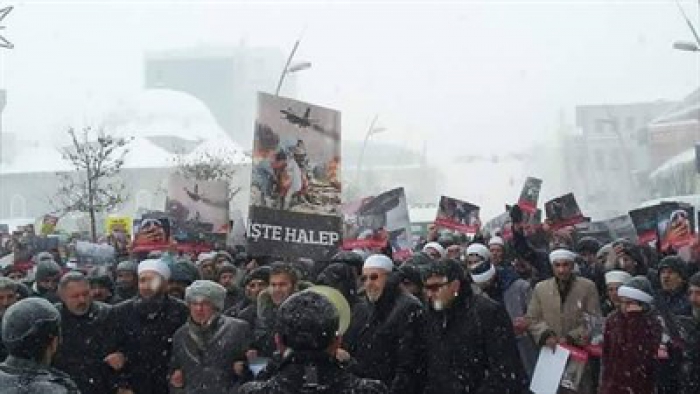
533, 277, 555, 292
238, 380, 272, 394
221, 314, 252, 331
575, 276, 597, 291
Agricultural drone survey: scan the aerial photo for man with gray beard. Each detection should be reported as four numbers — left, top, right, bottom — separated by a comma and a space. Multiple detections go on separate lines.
53, 271, 124, 394
340, 254, 426, 394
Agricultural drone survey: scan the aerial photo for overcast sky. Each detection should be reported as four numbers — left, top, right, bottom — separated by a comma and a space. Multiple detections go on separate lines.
1, 0, 698, 162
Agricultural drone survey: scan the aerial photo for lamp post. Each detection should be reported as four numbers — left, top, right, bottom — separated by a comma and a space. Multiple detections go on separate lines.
0, 6, 13, 49
672, 0, 700, 52
355, 115, 387, 189
275, 38, 311, 96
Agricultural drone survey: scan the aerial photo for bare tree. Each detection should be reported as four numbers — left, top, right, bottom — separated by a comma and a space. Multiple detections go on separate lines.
53, 127, 132, 241
173, 148, 245, 199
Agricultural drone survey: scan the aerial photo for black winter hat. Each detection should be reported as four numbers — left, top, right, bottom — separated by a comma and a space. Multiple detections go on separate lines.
397, 263, 423, 288
244, 266, 271, 286
275, 291, 339, 351
2, 297, 61, 359
35, 260, 61, 282
116, 260, 138, 273
217, 262, 238, 279
170, 262, 200, 285
424, 259, 465, 283
658, 256, 687, 280
331, 251, 365, 271
576, 237, 602, 255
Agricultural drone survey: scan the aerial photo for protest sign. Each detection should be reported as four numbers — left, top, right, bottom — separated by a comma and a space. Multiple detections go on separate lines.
248, 93, 342, 260
545, 193, 585, 230
166, 173, 230, 243
518, 177, 542, 214
435, 196, 481, 234
342, 187, 412, 260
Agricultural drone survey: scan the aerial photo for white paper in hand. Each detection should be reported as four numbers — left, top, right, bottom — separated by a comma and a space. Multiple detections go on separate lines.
530, 345, 571, 394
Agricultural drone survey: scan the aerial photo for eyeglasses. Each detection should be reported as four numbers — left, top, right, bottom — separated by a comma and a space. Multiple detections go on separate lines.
360, 273, 382, 282
424, 281, 450, 292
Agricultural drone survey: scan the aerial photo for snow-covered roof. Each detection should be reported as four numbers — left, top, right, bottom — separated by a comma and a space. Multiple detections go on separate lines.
102, 89, 229, 143
183, 138, 250, 165
649, 148, 695, 179
0, 145, 72, 175
122, 137, 176, 169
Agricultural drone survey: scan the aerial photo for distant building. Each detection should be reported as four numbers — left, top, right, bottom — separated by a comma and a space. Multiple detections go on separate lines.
144, 45, 295, 148
0, 89, 250, 231
648, 89, 700, 169
571, 100, 677, 218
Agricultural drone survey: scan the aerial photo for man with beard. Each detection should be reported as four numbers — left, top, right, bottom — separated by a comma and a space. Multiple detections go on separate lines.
239, 291, 388, 394
0, 278, 18, 361
113, 260, 138, 302
197, 252, 217, 281
340, 254, 425, 394
170, 280, 252, 393
225, 266, 270, 327
655, 256, 691, 316
53, 272, 123, 394
0, 298, 79, 393
30, 258, 62, 303
422, 259, 527, 393
526, 249, 601, 394
488, 236, 507, 266
113, 259, 189, 394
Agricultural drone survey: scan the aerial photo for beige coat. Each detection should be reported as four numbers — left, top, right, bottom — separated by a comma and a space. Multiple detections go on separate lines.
526, 275, 601, 344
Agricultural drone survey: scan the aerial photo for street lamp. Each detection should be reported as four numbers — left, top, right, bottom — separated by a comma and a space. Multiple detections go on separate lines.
355, 115, 387, 187
673, 40, 700, 52
275, 39, 311, 96
0, 6, 13, 49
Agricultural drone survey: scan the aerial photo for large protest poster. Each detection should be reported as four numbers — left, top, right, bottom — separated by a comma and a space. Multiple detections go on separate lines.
518, 177, 542, 214
166, 174, 230, 243
483, 212, 511, 238
545, 193, 585, 230
656, 202, 695, 251
40, 215, 59, 236
248, 93, 342, 260
435, 196, 481, 234
629, 205, 661, 247
106, 216, 132, 239
342, 187, 412, 260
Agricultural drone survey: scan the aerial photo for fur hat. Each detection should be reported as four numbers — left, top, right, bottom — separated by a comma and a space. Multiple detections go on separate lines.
185, 280, 226, 311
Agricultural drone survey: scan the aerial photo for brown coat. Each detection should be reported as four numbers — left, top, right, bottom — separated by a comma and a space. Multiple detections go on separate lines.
526, 275, 601, 344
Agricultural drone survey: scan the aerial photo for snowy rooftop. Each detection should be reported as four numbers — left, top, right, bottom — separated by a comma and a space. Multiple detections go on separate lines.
649, 147, 695, 179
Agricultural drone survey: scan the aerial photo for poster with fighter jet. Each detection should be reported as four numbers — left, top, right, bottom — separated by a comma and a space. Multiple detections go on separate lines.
248, 92, 342, 260
342, 187, 412, 260
435, 196, 481, 234
166, 173, 230, 243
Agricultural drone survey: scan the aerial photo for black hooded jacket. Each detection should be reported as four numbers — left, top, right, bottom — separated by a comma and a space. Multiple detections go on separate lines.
239, 351, 387, 394
342, 273, 426, 394
423, 282, 528, 394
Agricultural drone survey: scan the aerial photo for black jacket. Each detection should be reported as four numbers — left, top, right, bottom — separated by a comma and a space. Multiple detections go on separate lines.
342, 273, 426, 394
53, 301, 118, 394
423, 283, 528, 394
0, 356, 80, 394
239, 351, 387, 394
679, 314, 700, 394
113, 294, 188, 394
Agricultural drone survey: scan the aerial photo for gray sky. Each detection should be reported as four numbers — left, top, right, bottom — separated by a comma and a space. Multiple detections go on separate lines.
1, 0, 698, 160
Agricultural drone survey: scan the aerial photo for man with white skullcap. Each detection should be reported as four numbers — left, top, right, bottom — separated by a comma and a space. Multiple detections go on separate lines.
526, 249, 601, 393
341, 254, 426, 394
602, 270, 632, 316
422, 242, 446, 261
112, 259, 189, 394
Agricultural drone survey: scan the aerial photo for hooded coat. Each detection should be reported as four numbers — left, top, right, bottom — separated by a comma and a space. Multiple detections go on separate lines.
170, 314, 253, 394
422, 281, 528, 394
113, 294, 189, 394
52, 301, 118, 394
342, 273, 426, 394
0, 356, 80, 394
678, 313, 700, 394
239, 351, 387, 394
599, 310, 663, 394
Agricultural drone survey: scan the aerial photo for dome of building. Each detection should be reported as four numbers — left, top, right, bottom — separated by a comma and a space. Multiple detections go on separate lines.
102, 89, 230, 153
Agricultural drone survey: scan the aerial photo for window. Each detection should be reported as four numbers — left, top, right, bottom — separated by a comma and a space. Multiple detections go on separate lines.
10, 194, 27, 219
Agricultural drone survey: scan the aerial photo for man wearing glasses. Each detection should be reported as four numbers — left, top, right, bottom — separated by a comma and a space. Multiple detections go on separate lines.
340, 254, 426, 394
422, 259, 527, 393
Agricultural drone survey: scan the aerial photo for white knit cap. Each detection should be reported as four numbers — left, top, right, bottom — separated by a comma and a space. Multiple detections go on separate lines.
138, 259, 171, 281
197, 252, 216, 264
363, 254, 394, 272
466, 243, 491, 261
488, 236, 505, 247
605, 270, 632, 285
549, 249, 577, 264
422, 242, 446, 258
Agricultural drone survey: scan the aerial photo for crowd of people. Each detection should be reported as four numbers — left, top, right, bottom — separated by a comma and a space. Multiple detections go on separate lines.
0, 205, 699, 394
